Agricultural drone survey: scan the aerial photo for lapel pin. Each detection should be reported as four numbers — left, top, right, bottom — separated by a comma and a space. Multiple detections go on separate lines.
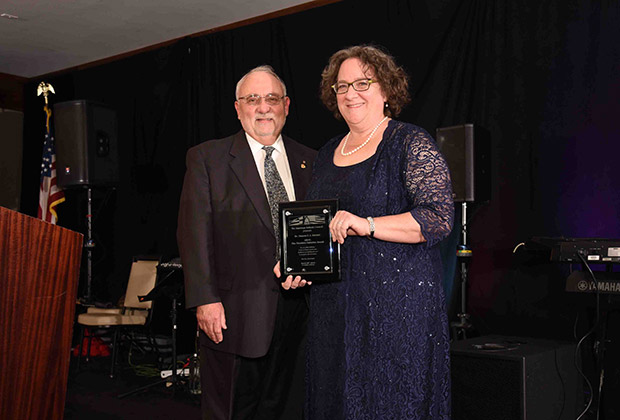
301, 160, 307, 169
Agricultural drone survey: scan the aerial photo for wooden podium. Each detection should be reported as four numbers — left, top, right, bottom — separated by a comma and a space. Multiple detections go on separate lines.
0, 207, 83, 420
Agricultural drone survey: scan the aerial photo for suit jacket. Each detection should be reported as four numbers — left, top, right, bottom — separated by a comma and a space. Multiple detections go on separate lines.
177, 130, 316, 358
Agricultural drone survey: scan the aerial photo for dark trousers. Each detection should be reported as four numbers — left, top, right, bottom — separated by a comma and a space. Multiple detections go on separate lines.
200, 292, 307, 420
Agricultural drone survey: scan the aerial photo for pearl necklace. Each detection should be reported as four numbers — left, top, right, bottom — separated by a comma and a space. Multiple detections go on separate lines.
340, 116, 389, 156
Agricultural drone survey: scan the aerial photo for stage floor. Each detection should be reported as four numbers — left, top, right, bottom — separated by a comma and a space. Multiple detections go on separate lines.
65, 353, 201, 419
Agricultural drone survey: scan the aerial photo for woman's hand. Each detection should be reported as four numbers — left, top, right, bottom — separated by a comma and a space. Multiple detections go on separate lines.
274, 261, 312, 290
330, 210, 370, 244
330, 211, 427, 244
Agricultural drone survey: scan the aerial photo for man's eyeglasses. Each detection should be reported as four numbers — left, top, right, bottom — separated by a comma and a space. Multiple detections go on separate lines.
331, 79, 377, 94
237, 94, 286, 106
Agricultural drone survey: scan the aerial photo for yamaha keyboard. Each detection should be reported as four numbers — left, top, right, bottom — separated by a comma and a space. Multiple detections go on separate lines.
527, 237, 620, 264
565, 270, 620, 295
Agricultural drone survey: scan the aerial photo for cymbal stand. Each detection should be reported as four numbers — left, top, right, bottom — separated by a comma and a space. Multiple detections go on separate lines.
188, 325, 201, 395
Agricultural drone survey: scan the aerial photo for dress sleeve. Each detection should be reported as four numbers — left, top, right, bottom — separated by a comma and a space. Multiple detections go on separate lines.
402, 127, 455, 247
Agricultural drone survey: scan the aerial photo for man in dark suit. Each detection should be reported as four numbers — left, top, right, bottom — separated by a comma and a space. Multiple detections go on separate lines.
177, 65, 316, 420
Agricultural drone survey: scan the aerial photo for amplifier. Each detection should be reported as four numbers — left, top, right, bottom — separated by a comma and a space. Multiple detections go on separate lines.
158, 261, 183, 270
451, 335, 581, 420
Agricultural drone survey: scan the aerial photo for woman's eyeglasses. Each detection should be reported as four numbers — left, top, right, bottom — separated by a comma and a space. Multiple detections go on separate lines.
331, 79, 376, 94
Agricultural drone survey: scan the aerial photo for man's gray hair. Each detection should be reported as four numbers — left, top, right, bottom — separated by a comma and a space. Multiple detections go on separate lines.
235, 65, 288, 99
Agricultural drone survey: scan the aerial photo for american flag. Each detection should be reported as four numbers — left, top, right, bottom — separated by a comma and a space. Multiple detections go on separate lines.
38, 112, 65, 224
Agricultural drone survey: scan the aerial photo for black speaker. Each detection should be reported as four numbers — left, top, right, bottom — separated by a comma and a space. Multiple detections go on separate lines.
436, 124, 490, 202
53, 100, 119, 187
451, 335, 581, 420
0, 109, 23, 210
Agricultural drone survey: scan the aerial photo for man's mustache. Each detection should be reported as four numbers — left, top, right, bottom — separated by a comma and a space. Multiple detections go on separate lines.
255, 113, 275, 120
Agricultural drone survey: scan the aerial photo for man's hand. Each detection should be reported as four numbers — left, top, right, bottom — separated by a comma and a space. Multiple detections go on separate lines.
196, 302, 227, 344
274, 261, 311, 290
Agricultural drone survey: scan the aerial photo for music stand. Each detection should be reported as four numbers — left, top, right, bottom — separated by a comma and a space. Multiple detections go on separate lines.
118, 262, 186, 398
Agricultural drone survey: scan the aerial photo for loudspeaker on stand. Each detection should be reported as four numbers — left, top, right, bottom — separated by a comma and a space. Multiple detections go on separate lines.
436, 124, 490, 202
54, 100, 118, 188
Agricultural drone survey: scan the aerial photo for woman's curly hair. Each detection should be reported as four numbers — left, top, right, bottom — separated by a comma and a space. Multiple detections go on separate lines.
320, 45, 410, 120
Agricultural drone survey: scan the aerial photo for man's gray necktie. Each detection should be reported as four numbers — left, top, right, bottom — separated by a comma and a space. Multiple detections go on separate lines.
263, 146, 289, 249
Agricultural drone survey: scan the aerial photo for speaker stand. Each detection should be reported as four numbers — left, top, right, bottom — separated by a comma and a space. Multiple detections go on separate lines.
81, 186, 96, 303
451, 202, 474, 340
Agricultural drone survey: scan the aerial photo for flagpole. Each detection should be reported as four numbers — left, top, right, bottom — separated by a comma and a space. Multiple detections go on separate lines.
37, 82, 65, 225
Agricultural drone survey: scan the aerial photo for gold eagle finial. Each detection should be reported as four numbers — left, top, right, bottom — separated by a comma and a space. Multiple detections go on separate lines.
37, 81, 55, 105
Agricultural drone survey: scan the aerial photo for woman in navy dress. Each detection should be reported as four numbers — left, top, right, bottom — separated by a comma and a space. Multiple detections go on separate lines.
280, 45, 454, 419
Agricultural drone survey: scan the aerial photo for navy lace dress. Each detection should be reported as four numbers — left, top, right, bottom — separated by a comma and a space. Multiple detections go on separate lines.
305, 120, 454, 420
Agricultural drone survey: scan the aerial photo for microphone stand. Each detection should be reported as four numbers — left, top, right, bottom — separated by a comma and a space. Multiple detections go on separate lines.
118, 266, 186, 399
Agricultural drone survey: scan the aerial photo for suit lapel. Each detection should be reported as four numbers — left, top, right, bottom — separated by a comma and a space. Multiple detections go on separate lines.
285, 136, 311, 201
229, 131, 275, 237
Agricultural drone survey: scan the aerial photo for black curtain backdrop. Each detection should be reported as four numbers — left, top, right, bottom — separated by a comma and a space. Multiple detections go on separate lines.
20, 0, 620, 413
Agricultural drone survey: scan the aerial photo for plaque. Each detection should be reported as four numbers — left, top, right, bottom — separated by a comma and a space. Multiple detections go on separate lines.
279, 199, 340, 282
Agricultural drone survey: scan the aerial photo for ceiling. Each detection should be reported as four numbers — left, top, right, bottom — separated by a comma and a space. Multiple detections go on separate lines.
0, 0, 318, 79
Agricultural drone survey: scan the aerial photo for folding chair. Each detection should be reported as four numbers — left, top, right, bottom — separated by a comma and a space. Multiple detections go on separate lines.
75, 257, 159, 378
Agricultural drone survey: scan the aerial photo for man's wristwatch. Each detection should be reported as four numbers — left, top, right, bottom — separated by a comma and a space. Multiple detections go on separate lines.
366, 216, 375, 239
